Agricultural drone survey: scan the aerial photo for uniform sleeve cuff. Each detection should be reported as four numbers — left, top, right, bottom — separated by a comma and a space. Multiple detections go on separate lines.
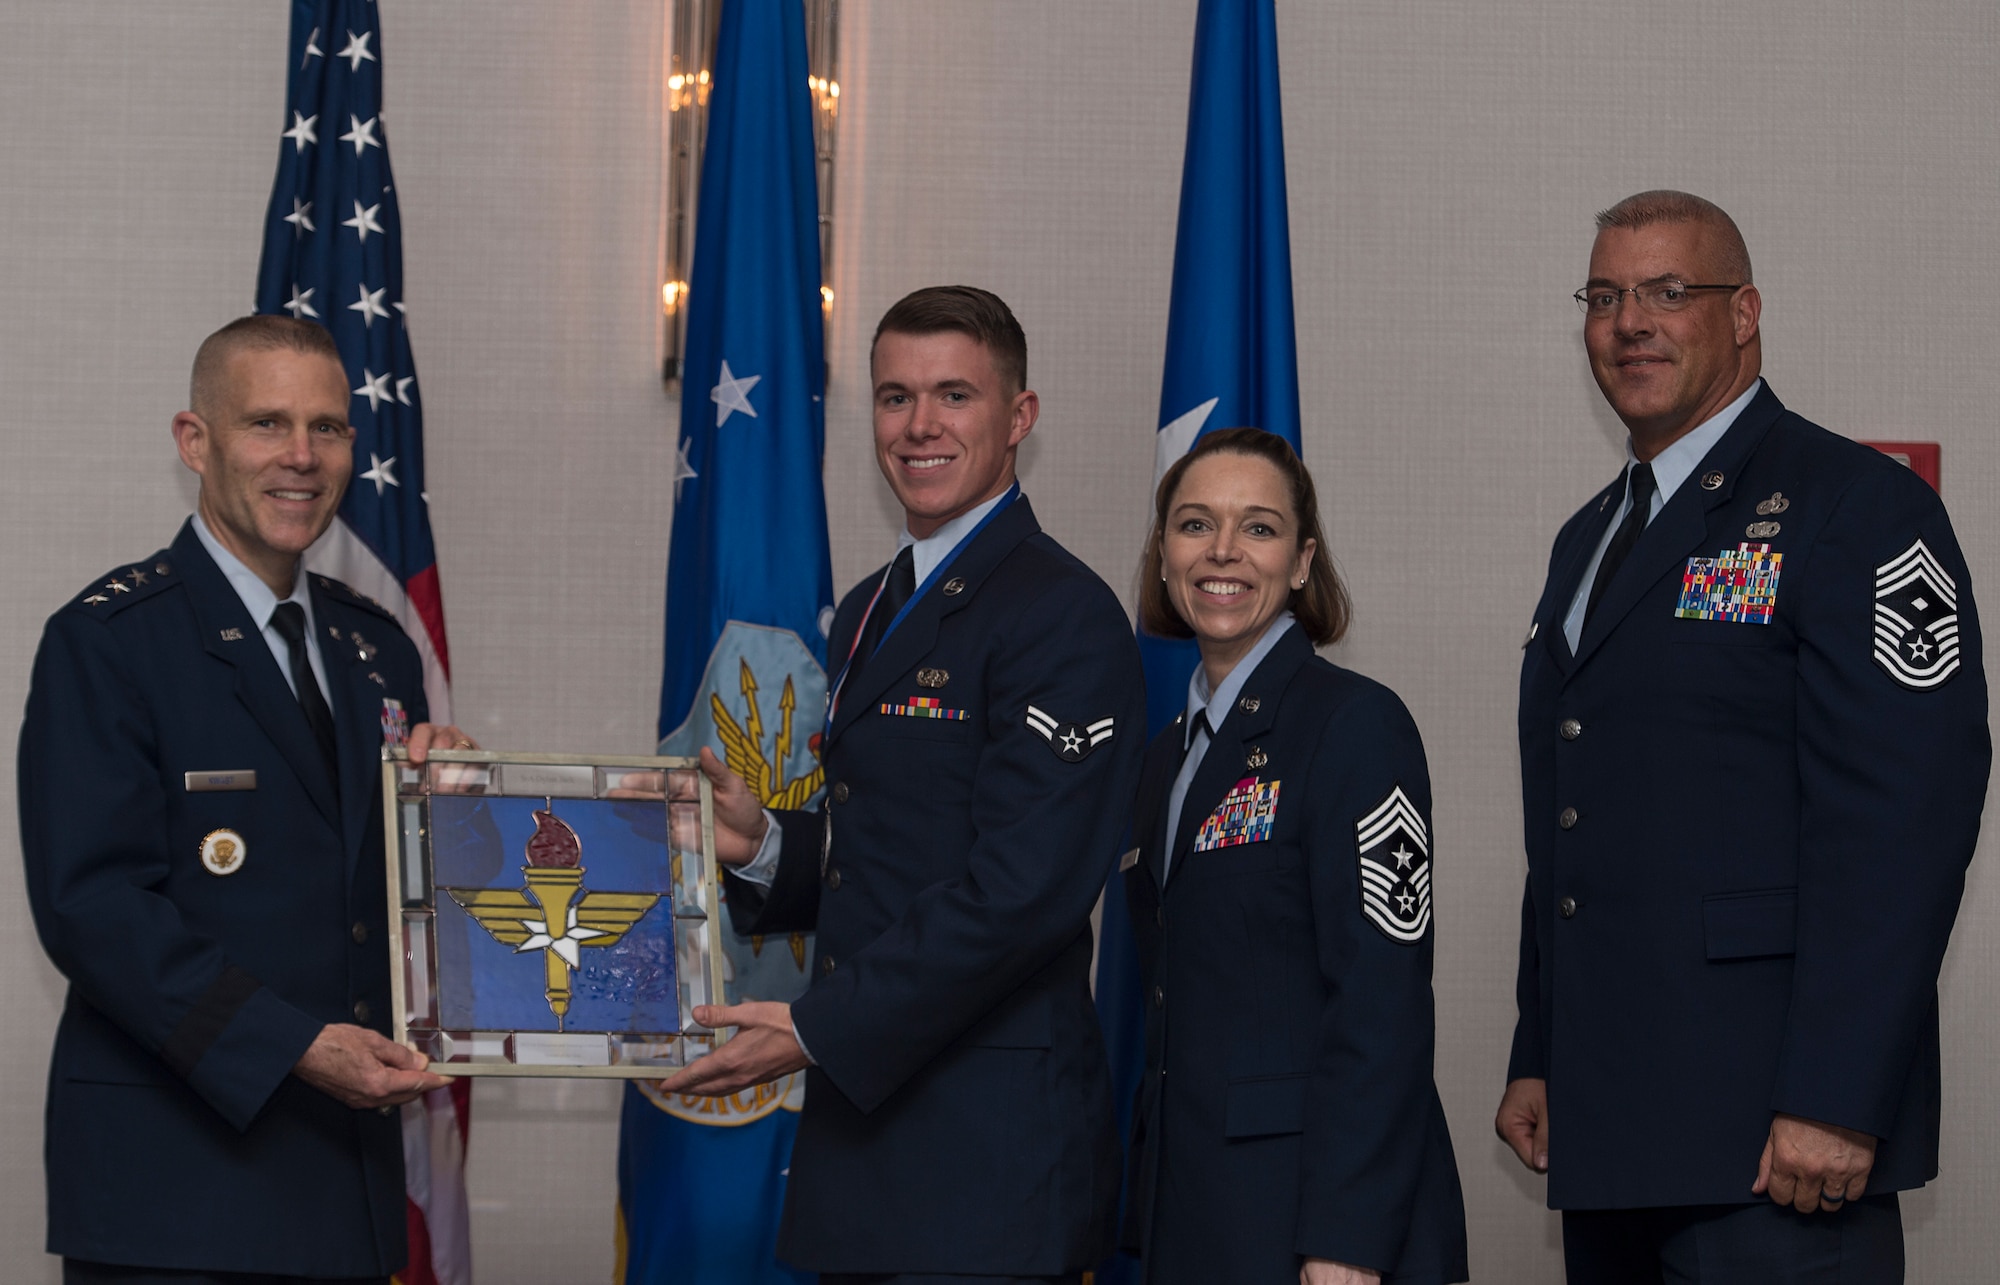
730, 810, 784, 888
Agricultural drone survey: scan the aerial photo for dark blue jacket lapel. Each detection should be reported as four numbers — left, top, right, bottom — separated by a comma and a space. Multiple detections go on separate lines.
827, 497, 1042, 745
1534, 477, 1622, 680
313, 580, 384, 871
1164, 626, 1309, 886
1571, 385, 1783, 670
176, 523, 341, 827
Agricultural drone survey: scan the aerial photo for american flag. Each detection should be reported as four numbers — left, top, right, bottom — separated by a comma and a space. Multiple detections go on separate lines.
253, 4, 468, 1284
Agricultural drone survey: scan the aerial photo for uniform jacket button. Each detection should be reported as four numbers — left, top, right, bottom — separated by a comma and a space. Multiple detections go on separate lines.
830, 782, 850, 804
1558, 806, 1579, 830
352, 999, 371, 1023
820, 955, 836, 975
1559, 718, 1582, 741
1559, 896, 1578, 919
826, 867, 841, 890
351, 921, 369, 944
1152, 985, 1165, 1008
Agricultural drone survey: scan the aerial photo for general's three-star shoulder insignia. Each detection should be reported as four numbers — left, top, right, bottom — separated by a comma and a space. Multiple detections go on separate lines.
1357, 785, 1431, 944
1874, 538, 1961, 690
1025, 705, 1114, 762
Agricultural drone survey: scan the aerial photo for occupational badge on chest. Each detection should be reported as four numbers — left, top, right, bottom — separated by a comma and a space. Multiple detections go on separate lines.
200, 828, 247, 876
1357, 786, 1430, 944
1675, 542, 1782, 625
1193, 776, 1280, 852
381, 697, 410, 746
1873, 538, 1961, 690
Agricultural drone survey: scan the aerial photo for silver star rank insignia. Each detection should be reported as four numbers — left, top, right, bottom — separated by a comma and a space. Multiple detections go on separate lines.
1024, 705, 1114, 762
1874, 538, 1961, 690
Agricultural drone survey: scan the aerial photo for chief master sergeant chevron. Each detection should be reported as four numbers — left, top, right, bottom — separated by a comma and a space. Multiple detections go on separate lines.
661, 285, 1147, 1285
19, 315, 475, 1285
1495, 191, 1991, 1282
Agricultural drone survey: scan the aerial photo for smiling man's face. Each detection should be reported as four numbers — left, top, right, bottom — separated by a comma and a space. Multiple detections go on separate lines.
173, 345, 354, 593
870, 328, 1037, 538
1585, 220, 1761, 454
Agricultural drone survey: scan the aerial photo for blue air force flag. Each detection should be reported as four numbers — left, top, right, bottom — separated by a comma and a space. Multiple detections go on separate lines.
618, 2, 830, 1282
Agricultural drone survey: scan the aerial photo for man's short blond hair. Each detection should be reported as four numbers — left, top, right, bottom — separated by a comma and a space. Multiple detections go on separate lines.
1595, 190, 1753, 283
189, 315, 342, 419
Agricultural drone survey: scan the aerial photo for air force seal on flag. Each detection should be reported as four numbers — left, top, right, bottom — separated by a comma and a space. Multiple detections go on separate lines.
1874, 538, 1962, 690
1025, 705, 1114, 762
1356, 785, 1431, 944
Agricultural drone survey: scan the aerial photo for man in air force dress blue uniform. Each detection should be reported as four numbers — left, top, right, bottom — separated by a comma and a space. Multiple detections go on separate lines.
20, 317, 470, 1284
1495, 192, 1990, 1283
664, 286, 1147, 1285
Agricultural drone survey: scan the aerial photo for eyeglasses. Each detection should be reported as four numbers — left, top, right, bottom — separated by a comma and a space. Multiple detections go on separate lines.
1573, 280, 1744, 317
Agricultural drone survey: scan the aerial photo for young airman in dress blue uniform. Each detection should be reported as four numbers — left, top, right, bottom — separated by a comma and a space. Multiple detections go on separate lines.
662, 288, 1147, 1285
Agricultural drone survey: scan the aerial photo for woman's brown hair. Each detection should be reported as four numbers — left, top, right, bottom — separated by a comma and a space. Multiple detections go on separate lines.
1136, 427, 1351, 646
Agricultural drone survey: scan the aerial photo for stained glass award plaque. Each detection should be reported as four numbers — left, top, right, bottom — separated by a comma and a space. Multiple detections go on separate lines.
382, 749, 727, 1077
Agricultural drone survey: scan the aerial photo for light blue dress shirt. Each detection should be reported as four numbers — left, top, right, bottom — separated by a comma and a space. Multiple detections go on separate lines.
1561, 380, 1763, 652
192, 513, 331, 704
1163, 613, 1296, 879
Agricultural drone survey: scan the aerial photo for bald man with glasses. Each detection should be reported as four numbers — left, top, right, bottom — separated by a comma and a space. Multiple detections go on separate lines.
1496, 191, 1989, 1282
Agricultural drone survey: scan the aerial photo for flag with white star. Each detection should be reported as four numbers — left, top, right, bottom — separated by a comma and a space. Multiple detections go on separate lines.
627, 4, 829, 1283
253, 7, 466, 1285
1095, 4, 1303, 1281
255, 0, 451, 728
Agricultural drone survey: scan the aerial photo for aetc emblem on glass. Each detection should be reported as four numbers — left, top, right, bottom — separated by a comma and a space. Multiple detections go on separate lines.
444, 805, 661, 1032
385, 750, 728, 1076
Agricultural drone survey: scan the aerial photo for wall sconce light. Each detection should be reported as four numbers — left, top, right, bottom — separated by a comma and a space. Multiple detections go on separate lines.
661, 0, 840, 386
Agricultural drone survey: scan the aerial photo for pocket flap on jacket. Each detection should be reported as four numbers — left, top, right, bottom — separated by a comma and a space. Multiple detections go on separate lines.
1223, 1073, 1306, 1138
1702, 887, 1798, 960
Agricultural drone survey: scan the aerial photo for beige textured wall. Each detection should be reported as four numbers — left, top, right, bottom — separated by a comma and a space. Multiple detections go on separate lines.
1, 2, 1994, 1282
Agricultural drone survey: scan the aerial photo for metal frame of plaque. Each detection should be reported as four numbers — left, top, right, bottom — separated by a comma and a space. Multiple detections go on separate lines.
382, 748, 728, 1077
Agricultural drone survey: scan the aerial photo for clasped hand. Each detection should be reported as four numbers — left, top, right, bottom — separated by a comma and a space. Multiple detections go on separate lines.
1753, 1113, 1876, 1213
1500, 1080, 1873, 1215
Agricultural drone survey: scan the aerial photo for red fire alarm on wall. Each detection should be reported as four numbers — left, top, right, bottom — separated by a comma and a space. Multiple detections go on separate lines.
1860, 441, 1941, 493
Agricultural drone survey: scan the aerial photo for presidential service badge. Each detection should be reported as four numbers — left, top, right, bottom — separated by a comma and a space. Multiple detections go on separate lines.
1193, 776, 1279, 852
200, 828, 247, 876
1676, 543, 1781, 625
1025, 705, 1113, 761
1356, 786, 1430, 944
1874, 538, 1961, 690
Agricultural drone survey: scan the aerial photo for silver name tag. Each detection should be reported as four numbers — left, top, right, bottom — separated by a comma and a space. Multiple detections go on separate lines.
185, 770, 257, 792
1118, 846, 1141, 872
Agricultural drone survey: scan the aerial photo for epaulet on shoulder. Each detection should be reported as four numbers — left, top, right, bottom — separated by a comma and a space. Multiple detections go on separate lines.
66, 552, 178, 617
312, 573, 400, 624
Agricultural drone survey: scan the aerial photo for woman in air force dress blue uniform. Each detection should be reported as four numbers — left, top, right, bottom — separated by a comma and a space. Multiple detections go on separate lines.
1122, 429, 1467, 1285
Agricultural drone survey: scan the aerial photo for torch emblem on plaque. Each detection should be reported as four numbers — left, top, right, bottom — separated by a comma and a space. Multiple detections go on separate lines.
444, 804, 661, 1030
